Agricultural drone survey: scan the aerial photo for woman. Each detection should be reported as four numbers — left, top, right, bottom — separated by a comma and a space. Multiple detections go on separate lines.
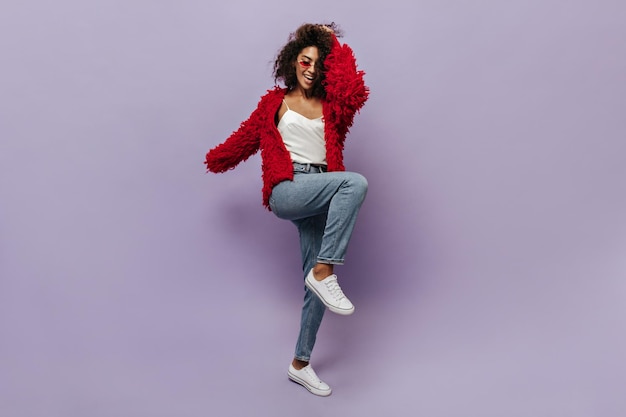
205, 23, 369, 396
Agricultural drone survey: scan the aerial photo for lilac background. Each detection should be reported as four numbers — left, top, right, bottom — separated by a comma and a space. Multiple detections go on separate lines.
1, 1, 625, 416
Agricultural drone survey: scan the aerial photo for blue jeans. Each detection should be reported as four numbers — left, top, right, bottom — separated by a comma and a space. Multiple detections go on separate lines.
269, 165, 368, 361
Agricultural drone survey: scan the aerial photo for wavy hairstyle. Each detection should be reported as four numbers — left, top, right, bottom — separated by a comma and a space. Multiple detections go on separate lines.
273, 23, 342, 98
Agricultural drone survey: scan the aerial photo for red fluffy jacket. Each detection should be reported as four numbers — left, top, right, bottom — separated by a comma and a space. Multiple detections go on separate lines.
205, 35, 369, 209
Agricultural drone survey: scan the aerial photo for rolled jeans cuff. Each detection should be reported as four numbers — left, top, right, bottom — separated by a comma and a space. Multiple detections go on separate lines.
316, 257, 344, 265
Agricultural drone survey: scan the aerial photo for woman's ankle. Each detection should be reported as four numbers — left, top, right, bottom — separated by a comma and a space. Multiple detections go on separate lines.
292, 358, 309, 370
312, 263, 333, 281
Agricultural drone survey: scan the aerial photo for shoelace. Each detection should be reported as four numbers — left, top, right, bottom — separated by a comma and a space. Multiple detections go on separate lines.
324, 277, 346, 301
303, 366, 322, 385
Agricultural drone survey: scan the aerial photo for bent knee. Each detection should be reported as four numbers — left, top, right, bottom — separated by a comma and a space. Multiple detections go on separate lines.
347, 172, 368, 196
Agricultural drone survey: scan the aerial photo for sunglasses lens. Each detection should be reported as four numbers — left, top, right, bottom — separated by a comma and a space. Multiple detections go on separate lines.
299, 61, 312, 68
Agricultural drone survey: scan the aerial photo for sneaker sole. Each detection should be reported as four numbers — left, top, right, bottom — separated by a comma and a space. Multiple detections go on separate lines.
305, 277, 355, 315
288, 370, 332, 397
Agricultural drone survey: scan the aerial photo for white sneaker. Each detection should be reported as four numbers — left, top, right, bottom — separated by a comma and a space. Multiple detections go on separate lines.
305, 269, 355, 315
288, 364, 332, 397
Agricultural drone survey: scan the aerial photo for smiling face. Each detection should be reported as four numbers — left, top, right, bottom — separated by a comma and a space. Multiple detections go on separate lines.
294, 46, 320, 93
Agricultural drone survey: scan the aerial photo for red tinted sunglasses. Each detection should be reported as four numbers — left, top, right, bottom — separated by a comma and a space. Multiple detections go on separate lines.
298, 60, 315, 68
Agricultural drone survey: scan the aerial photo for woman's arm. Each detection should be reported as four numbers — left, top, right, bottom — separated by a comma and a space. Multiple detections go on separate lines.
322, 34, 369, 124
205, 92, 276, 173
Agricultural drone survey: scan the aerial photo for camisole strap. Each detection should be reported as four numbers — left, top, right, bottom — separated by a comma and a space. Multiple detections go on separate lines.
282, 99, 290, 110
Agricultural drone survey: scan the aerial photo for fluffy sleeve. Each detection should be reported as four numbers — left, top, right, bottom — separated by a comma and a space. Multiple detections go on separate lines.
322, 35, 369, 128
205, 92, 273, 173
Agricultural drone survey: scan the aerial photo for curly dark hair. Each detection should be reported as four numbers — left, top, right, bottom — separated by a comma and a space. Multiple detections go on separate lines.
273, 23, 343, 98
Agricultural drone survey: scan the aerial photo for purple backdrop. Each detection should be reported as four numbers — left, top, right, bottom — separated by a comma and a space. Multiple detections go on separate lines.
1, 1, 625, 416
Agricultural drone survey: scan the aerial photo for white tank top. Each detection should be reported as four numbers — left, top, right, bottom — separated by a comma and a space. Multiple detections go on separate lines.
277, 100, 326, 165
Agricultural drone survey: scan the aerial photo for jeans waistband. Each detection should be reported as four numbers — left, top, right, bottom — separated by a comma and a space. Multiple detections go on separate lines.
293, 162, 327, 173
